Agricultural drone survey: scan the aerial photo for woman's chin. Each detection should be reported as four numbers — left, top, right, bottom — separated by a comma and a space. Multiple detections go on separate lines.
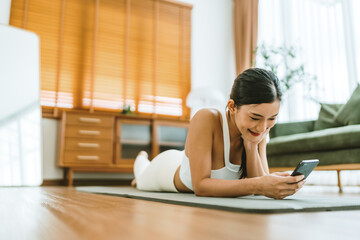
242, 134, 260, 143
249, 138, 260, 143
240, 129, 262, 142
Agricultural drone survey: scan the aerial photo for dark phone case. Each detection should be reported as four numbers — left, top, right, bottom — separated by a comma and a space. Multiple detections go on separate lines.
291, 160, 319, 179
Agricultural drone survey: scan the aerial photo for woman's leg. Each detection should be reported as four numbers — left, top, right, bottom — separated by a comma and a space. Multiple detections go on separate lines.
133, 150, 183, 192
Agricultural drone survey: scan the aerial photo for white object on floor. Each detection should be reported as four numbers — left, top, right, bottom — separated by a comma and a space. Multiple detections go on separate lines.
0, 25, 42, 186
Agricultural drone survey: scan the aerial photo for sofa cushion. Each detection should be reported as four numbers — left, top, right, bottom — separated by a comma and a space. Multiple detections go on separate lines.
267, 124, 360, 155
270, 120, 315, 138
314, 103, 343, 131
334, 84, 360, 125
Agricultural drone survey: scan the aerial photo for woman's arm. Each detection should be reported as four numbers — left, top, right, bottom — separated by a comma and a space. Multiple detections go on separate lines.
185, 109, 220, 195
196, 173, 305, 199
258, 133, 270, 173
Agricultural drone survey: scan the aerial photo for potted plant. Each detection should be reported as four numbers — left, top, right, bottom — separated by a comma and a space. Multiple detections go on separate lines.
122, 104, 133, 115
255, 43, 317, 97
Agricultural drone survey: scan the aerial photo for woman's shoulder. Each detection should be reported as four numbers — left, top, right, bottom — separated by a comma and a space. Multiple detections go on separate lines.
190, 108, 222, 126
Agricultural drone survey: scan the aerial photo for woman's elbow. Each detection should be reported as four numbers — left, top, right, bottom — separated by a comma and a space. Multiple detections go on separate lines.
192, 182, 210, 197
193, 189, 207, 197
192, 185, 204, 196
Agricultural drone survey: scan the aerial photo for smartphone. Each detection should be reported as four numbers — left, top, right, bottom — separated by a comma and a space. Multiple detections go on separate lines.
291, 159, 319, 179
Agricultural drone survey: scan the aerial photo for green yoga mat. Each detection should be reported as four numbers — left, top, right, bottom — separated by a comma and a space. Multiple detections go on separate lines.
76, 186, 360, 214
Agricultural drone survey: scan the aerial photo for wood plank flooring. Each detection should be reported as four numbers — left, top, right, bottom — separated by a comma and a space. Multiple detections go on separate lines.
1, 186, 359, 240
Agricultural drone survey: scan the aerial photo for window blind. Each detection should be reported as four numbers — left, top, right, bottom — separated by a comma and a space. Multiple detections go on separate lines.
10, 0, 192, 119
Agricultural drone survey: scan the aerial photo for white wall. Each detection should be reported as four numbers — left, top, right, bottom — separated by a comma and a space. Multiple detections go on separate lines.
41, 0, 236, 180
42, 119, 62, 179
186, 0, 236, 95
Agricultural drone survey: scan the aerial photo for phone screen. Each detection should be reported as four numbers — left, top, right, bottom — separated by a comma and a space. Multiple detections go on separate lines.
291, 159, 319, 179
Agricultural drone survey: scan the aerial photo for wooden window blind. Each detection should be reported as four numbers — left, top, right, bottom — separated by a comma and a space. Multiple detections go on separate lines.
10, 0, 192, 119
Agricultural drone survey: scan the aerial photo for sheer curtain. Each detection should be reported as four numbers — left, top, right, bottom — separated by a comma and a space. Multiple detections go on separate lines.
257, 0, 359, 123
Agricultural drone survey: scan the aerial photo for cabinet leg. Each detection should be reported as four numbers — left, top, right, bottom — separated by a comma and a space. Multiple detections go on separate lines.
68, 169, 74, 187
63, 168, 74, 186
63, 168, 68, 186
336, 170, 343, 193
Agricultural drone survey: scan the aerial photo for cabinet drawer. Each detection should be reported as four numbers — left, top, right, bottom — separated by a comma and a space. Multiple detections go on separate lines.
66, 113, 114, 127
65, 125, 113, 139
64, 138, 113, 151
63, 151, 113, 164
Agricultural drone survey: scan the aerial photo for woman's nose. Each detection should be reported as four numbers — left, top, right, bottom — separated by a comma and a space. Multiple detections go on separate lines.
256, 121, 266, 133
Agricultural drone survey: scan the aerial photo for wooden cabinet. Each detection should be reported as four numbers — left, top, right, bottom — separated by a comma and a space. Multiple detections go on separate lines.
59, 111, 189, 186
60, 112, 115, 166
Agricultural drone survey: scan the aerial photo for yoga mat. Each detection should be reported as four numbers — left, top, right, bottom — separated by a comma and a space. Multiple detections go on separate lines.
76, 186, 360, 213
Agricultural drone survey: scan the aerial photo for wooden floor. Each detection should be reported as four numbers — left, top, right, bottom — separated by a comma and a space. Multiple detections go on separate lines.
1, 186, 360, 240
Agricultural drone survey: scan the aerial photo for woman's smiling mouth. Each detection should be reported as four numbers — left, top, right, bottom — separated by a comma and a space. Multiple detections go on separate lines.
248, 129, 261, 136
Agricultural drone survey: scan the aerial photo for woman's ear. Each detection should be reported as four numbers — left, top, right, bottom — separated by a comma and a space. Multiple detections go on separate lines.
227, 99, 237, 114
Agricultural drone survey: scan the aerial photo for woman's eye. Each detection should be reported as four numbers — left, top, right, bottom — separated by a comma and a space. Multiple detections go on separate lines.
269, 118, 276, 121
250, 117, 259, 120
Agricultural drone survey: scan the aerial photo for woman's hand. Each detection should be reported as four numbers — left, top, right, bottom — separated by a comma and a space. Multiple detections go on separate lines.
255, 172, 305, 199
242, 128, 271, 177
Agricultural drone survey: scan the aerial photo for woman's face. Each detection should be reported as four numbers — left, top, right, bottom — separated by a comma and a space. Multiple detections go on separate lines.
232, 100, 280, 142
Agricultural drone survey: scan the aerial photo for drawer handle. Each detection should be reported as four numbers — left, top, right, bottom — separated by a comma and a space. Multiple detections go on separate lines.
79, 117, 101, 123
77, 143, 100, 148
76, 155, 99, 160
78, 130, 101, 136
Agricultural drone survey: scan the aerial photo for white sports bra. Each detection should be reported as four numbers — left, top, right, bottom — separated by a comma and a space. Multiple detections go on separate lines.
179, 110, 242, 191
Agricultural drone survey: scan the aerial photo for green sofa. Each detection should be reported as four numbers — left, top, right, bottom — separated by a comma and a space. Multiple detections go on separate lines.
267, 85, 360, 191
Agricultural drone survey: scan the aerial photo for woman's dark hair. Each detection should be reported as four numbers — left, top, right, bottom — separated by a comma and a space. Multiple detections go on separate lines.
230, 68, 282, 107
229, 68, 282, 179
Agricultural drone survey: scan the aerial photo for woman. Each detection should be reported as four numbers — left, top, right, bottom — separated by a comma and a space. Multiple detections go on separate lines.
132, 68, 305, 200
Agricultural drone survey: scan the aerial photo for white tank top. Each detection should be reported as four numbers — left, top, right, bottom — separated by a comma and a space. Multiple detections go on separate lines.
179, 110, 242, 191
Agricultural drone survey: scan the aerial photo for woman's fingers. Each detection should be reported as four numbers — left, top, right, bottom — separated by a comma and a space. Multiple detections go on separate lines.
282, 179, 306, 198
289, 180, 306, 190
284, 175, 304, 183
277, 185, 303, 199
273, 172, 290, 177
273, 178, 305, 199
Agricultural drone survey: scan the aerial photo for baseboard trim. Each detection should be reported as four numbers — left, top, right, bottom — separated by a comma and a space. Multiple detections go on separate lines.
42, 179, 64, 186
42, 179, 132, 186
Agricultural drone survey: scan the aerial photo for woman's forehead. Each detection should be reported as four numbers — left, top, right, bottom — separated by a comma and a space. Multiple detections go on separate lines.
241, 101, 280, 116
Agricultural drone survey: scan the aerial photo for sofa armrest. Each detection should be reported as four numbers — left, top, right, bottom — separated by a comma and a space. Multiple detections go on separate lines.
270, 120, 315, 138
